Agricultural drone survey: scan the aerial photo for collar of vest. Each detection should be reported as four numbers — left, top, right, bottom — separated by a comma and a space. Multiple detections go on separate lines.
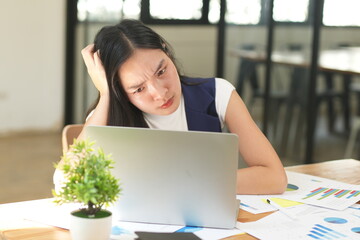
181, 78, 215, 113
181, 77, 221, 132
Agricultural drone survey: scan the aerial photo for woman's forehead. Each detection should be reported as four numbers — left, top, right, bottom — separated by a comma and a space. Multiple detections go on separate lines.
121, 48, 166, 70
118, 49, 168, 86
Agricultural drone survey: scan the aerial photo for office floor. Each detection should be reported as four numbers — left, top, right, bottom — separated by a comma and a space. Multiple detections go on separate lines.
0, 131, 62, 204
0, 116, 355, 204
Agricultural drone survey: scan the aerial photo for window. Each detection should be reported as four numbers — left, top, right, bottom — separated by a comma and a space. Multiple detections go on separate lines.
273, 0, 309, 23
208, 0, 220, 24
210, 0, 309, 25
141, 0, 208, 24
226, 0, 262, 25
323, 0, 360, 26
76, 0, 314, 25
149, 0, 203, 20
77, 0, 140, 22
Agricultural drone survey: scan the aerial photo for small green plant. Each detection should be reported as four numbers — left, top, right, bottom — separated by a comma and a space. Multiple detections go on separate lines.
53, 138, 121, 217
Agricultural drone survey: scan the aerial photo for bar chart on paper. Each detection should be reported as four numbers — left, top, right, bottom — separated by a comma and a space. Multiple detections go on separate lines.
306, 215, 360, 240
307, 224, 348, 239
238, 211, 360, 240
303, 188, 360, 200
281, 172, 360, 210
300, 187, 360, 210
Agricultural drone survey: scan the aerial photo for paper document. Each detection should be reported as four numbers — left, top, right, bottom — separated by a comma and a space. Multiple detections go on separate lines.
278, 171, 360, 210
237, 209, 360, 240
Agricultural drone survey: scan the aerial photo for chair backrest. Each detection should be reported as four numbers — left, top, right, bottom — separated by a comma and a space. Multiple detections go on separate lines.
62, 124, 84, 152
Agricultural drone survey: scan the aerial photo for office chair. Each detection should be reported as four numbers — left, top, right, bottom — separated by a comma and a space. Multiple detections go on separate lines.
344, 116, 360, 159
235, 44, 288, 141
62, 124, 84, 152
279, 68, 347, 159
54, 124, 84, 190
350, 81, 360, 115
344, 78, 360, 159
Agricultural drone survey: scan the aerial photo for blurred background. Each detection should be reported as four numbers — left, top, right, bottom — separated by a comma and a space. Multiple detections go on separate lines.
1, 0, 360, 203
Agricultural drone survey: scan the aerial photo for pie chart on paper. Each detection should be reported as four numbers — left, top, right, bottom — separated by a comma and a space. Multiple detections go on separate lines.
324, 217, 348, 224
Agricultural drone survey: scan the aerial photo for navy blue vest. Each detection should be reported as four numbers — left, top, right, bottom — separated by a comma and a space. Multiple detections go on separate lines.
181, 77, 222, 132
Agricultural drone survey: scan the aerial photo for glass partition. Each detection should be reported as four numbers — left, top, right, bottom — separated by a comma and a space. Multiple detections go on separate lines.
260, 0, 360, 164
320, 0, 360, 161
223, 0, 267, 167
224, 0, 320, 165
271, 0, 313, 164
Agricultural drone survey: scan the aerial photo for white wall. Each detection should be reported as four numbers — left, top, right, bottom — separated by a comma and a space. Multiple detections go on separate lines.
0, 0, 66, 134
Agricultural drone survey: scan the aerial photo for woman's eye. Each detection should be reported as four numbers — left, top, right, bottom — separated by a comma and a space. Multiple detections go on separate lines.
157, 68, 166, 77
134, 87, 144, 94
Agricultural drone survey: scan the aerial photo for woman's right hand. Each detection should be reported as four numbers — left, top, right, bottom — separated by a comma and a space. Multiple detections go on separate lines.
81, 44, 109, 96
77, 44, 111, 140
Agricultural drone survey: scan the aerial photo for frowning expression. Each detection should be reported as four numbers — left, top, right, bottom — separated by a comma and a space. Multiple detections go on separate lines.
119, 48, 181, 115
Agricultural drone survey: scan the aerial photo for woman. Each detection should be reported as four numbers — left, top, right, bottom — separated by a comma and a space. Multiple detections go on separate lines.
79, 19, 287, 195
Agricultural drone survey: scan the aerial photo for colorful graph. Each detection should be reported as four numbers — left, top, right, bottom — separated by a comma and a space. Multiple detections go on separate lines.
324, 217, 348, 224
286, 183, 299, 191
307, 224, 348, 239
303, 187, 360, 200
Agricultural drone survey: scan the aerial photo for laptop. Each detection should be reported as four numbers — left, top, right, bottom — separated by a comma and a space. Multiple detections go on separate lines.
84, 125, 239, 229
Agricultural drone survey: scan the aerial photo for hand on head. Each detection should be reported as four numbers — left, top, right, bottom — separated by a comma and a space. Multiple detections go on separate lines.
81, 44, 109, 97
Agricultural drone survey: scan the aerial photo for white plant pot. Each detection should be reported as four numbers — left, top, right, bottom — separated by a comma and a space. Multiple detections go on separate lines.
69, 210, 112, 240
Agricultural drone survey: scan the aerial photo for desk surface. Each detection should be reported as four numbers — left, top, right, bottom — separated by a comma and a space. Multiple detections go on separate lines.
1, 159, 359, 240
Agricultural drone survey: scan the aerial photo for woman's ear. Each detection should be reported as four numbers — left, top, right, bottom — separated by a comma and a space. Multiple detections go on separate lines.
162, 43, 170, 57
162, 43, 166, 50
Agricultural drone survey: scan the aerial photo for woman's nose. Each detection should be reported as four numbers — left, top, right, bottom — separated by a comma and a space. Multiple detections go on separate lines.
148, 80, 167, 100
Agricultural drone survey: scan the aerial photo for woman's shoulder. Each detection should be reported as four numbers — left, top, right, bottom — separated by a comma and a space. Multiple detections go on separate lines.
214, 77, 236, 90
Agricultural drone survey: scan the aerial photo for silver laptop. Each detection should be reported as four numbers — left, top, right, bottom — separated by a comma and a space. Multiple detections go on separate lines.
85, 126, 239, 229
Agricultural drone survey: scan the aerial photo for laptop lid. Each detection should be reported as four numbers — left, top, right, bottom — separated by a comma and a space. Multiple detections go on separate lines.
85, 126, 239, 229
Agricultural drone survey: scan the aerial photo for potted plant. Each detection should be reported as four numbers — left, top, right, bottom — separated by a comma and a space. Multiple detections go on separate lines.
53, 138, 121, 240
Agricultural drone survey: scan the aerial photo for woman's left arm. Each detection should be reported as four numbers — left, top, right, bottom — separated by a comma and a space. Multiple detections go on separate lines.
225, 90, 288, 194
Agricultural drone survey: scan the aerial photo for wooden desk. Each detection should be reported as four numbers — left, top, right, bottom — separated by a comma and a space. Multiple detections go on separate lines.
1, 159, 359, 240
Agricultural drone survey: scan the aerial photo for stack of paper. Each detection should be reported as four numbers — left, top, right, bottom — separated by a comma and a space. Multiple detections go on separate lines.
236, 171, 360, 239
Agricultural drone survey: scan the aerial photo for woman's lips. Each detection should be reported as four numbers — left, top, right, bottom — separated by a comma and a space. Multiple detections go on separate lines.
160, 97, 174, 109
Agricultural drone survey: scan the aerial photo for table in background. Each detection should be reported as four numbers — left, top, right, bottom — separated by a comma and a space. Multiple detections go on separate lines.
1, 159, 359, 240
231, 47, 360, 163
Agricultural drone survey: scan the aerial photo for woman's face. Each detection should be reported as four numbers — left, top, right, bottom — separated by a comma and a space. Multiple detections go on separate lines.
118, 48, 181, 116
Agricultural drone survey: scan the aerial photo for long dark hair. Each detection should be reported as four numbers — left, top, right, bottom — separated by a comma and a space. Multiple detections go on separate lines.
88, 19, 182, 127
